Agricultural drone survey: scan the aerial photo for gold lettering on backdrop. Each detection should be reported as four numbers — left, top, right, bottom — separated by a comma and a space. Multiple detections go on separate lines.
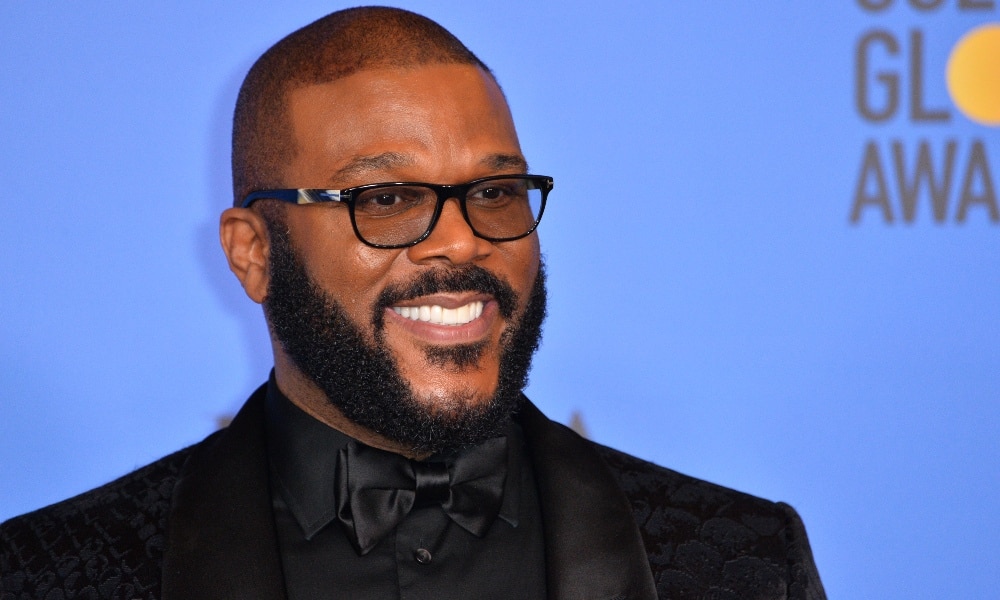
851, 139, 997, 223
850, 1, 998, 224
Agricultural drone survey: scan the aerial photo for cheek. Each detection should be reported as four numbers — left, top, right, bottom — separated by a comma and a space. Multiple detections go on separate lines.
506, 238, 541, 309
324, 247, 392, 302
289, 213, 401, 316
321, 251, 405, 327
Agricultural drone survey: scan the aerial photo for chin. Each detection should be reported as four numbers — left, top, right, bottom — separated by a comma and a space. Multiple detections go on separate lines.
409, 366, 500, 405
411, 384, 496, 416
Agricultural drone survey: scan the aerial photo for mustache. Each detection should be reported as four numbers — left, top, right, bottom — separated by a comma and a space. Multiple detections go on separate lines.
373, 265, 520, 328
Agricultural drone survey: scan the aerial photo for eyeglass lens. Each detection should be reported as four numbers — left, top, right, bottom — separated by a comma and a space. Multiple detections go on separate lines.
352, 176, 544, 247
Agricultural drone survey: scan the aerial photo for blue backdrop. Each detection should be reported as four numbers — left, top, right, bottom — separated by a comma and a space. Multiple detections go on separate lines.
2, 3, 999, 598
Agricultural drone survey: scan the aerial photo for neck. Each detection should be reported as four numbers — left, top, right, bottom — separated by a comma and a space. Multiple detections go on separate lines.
272, 351, 432, 460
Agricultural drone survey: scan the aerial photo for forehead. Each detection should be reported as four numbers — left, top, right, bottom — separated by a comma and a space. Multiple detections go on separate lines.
282, 63, 523, 186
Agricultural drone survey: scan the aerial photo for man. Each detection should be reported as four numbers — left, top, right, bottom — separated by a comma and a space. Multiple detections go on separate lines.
1, 7, 826, 599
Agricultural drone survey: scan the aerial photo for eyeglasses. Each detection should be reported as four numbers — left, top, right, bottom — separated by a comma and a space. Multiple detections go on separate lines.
242, 174, 553, 249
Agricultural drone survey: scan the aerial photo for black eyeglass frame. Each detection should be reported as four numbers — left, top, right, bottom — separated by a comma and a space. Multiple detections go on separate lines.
241, 173, 553, 249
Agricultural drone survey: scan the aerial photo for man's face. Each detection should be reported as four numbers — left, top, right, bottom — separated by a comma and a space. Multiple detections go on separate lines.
269, 64, 542, 445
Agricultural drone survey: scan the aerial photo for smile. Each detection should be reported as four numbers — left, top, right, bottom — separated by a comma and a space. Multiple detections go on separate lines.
391, 301, 485, 326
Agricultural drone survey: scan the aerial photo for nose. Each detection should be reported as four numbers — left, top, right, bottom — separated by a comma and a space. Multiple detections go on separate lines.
405, 198, 493, 266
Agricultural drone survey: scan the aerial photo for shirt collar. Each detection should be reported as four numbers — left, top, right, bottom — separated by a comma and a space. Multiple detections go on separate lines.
263, 374, 524, 540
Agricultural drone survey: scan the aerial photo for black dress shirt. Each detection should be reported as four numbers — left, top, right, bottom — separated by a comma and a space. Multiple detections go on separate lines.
264, 379, 547, 599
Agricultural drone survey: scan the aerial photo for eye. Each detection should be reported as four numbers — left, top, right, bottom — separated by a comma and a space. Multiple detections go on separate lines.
370, 192, 402, 207
469, 180, 527, 207
476, 186, 505, 200
354, 186, 431, 216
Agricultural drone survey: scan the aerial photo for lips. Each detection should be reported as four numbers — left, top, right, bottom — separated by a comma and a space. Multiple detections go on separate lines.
376, 265, 518, 319
392, 300, 485, 326
372, 266, 519, 342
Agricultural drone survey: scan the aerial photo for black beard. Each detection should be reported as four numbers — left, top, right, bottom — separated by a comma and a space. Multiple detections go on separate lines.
262, 217, 547, 455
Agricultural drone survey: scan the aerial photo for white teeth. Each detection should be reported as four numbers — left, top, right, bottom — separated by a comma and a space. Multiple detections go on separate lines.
392, 300, 484, 326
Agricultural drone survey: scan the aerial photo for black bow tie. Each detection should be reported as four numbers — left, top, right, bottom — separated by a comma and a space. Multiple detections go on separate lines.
334, 437, 508, 555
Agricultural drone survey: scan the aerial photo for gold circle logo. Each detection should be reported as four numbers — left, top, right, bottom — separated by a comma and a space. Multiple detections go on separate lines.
947, 23, 1000, 127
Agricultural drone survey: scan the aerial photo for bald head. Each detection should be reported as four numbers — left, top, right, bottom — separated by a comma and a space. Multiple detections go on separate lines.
231, 7, 492, 205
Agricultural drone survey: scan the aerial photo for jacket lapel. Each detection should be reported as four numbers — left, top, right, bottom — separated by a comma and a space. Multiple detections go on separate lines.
520, 400, 657, 600
162, 385, 286, 600
159, 388, 655, 600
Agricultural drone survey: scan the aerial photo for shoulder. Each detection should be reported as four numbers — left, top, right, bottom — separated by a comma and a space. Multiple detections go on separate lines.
591, 442, 826, 599
0, 438, 211, 599
593, 441, 785, 520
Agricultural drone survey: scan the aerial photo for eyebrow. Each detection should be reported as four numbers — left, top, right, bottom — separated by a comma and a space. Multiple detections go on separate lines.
482, 153, 529, 173
330, 152, 415, 183
329, 151, 530, 185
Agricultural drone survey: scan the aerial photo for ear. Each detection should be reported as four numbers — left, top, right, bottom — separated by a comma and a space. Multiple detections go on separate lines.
220, 207, 271, 304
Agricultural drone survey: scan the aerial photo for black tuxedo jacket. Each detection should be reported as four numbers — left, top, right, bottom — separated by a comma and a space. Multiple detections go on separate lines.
1, 386, 826, 599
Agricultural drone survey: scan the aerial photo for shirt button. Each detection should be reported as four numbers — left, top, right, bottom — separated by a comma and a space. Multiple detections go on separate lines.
414, 548, 432, 564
